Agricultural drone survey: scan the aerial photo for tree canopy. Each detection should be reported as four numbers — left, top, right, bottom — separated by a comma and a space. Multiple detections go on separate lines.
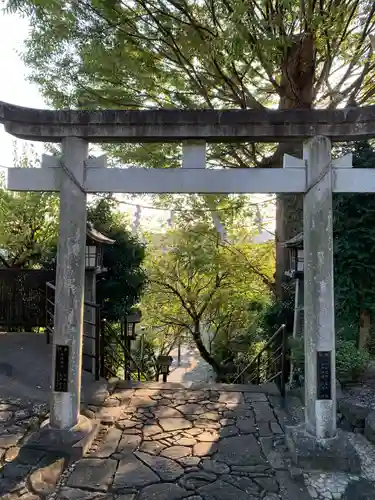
7, 0, 375, 292
88, 197, 147, 321
0, 146, 59, 268
141, 217, 274, 377
7, 1, 375, 140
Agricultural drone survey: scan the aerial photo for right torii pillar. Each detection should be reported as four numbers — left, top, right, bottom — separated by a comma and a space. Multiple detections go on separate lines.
285, 136, 360, 472
304, 136, 336, 440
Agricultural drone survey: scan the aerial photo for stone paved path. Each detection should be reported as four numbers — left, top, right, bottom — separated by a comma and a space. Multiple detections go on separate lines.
55, 383, 312, 500
0, 397, 53, 499
167, 347, 214, 384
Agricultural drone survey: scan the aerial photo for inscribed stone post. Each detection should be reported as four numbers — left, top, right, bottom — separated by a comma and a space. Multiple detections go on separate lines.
303, 136, 336, 439
51, 137, 88, 430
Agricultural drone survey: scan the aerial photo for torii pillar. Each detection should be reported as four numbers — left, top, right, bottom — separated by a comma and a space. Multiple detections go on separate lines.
21, 138, 102, 456
285, 136, 360, 472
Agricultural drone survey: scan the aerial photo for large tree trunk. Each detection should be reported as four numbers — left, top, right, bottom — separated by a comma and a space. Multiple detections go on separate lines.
191, 320, 223, 377
275, 33, 315, 298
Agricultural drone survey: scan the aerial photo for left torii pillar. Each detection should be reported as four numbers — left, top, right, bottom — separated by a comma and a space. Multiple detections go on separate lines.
8, 137, 102, 456
50, 137, 87, 430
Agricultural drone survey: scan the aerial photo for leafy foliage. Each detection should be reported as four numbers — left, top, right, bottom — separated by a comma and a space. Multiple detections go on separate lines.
0, 146, 59, 268
333, 141, 375, 342
87, 197, 147, 321
7, 0, 375, 289
141, 219, 273, 377
261, 281, 295, 337
288, 337, 371, 386
335, 340, 371, 384
8, 0, 375, 116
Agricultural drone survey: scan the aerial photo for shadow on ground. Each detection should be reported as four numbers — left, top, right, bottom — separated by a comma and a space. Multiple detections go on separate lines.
0, 332, 108, 498
0, 445, 68, 498
40, 380, 312, 499
0, 340, 311, 499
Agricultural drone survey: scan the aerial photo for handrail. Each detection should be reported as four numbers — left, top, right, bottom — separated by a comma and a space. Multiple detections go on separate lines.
45, 280, 101, 380
46, 280, 150, 382
232, 323, 286, 385
101, 319, 148, 381
46, 281, 99, 308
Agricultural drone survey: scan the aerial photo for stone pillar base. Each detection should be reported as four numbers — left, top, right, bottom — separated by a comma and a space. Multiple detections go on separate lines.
285, 423, 361, 473
23, 415, 100, 461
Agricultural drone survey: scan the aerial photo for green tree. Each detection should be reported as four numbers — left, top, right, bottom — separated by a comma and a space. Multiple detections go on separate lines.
267, 141, 375, 353
7, 0, 375, 294
141, 221, 273, 378
87, 197, 147, 321
333, 141, 375, 343
0, 146, 59, 268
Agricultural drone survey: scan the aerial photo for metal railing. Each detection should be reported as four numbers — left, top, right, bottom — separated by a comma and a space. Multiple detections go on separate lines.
100, 318, 148, 381
45, 281, 101, 380
232, 324, 289, 397
46, 282, 151, 382
45, 281, 55, 344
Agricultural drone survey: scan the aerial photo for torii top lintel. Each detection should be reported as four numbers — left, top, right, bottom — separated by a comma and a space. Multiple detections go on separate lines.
1, 100, 375, 143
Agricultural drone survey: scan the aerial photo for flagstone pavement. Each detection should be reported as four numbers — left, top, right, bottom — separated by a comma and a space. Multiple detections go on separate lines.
52, 383, 312, 500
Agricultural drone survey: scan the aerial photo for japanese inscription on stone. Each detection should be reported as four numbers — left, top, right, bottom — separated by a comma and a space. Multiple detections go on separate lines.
54, 345, 69, 392
317, 351, 331, 400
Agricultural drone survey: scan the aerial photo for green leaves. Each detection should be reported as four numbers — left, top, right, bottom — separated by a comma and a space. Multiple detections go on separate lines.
140, 217, 273, 370
333, 141, 375, 340
87, 197, 147, 321
336, 340, 371, 383
0, 146, 59, 268
7, 0, 375, 172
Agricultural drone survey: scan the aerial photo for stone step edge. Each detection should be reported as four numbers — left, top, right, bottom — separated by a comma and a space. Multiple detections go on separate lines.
111, 380, 281, 394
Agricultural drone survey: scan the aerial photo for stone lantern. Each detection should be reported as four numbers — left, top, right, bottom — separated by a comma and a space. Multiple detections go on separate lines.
284, 232, 304, 279
84, 223, 115, 375
123, 310, 142, 380
283, 233, 304, 384
157, 355, 173, 382
85, 222, 115, 272
125, 310, 142, 341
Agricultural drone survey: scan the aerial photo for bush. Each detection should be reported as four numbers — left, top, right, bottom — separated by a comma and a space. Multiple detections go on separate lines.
262, 289, 295, 341
289, 337, 305, 388
288, 338, 371, 387
336, 340, 371, 384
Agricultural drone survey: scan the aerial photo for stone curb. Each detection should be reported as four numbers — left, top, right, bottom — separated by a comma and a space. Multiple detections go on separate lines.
113, 380, 282, 395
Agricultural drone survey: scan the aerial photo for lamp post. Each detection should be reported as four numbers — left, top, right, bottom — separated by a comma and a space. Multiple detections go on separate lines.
284, 232, 304, 278
123, 310, 141, 380
157, 355, 173, 382
84, 223, 115, 376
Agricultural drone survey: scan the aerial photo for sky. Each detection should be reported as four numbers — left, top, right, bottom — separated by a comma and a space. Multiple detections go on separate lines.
0, 10, 161, 228
0, 12, 47, 168
0, 10, 275, 238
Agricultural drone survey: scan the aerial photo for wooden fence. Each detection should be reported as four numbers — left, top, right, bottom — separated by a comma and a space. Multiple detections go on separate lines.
0, 269, 55, 329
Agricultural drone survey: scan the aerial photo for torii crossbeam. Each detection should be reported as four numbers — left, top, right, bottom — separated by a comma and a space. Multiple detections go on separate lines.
1, 100, 375, 142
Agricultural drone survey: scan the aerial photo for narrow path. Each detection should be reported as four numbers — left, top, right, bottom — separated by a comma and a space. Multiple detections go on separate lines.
52, 383, 313, 499
167, 346, 215, 384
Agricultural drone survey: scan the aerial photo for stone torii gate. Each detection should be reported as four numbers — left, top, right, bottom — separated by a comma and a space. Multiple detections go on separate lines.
2, 101, 375, 465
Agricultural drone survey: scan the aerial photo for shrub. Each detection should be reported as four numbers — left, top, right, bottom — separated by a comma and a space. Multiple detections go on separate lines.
289, 337, 305, 388
336, 340, 371, 384
261, 289, 295, 341
288, 337, 371, 387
